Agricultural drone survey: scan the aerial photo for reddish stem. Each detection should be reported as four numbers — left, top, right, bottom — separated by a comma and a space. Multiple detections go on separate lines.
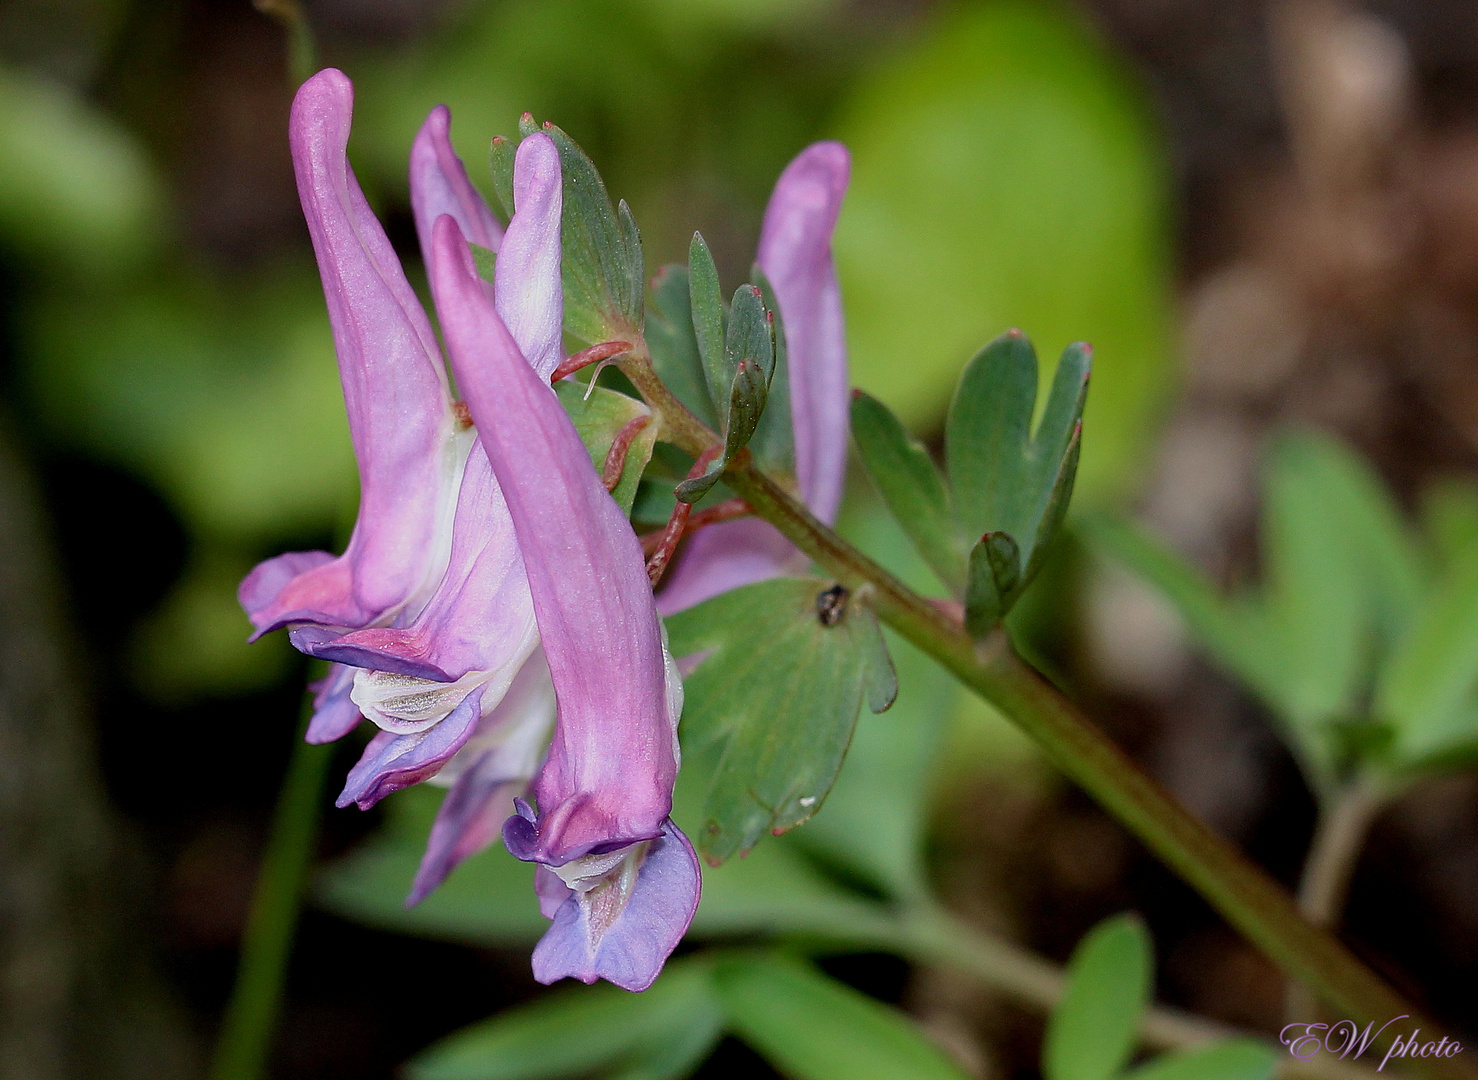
686, 497, 752, 532
551, 340, 632, 384
645, 446, 723, 586
601, 415, 651, 493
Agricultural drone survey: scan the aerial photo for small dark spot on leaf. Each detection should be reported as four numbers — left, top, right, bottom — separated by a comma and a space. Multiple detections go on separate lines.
816, 584, 848, 626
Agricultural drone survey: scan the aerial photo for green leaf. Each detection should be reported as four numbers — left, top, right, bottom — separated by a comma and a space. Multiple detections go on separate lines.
469, 243, 497, 286
1376, 551, 1478, 768
1043, 914, 1152, 1080
319, 773, 908, 951
666, 577, 897, 864
725, 283, 774, 385
555, 381, 657, 515
851, 390, 963, 592
1261, 435, 1378, 762
834, 1, 1173, 505
542, 120, 644, 344
688, 231, 727, 407
1422, 477, 1478, 576
947, 330, 1037, 545
1026, 416, 1082, 584
786, 502, 962, 900
315, 786, 546, 945
945, 332, 1089, 602
964, 531, 1021, 635
647, 264, 717, 428
673, 463, 724, 505
406, 956, 724, 1080
747, 266, 795, 476
1121, 1039, 1276, 1080
722, 358, 767, 461
487, 135, 515, 221
716, 953, 970, 1080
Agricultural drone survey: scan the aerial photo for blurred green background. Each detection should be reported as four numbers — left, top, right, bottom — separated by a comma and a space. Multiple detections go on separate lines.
4, 0, 1172, 705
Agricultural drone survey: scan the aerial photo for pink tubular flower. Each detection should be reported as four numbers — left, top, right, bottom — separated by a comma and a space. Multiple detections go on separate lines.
239, 69, 564, 902
655, 142, 852, 614
428, 195, 699, 992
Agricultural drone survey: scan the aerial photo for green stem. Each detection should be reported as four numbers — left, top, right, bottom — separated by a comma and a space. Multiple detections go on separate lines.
209, 696, 335, 1080
1286, 776, 1389, 1022
892, 907, 1397, 1080
721, 463, 1471, 1080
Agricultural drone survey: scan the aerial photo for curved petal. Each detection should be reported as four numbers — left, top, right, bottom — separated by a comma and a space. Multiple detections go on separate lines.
530, 820, 701, 992
756, 141, 851, 525
410, 104, 503, 271
298, 444, 538, 684
407, 654, 557, 905
335, 685, 484, 810
494, 133, 564, 379
305, 662, 361, 744
427, 204, 676, 866
244, 68, 460, 637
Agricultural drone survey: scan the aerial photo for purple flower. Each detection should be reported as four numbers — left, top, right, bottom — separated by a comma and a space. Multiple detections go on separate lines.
239, 69, 564, 900
238, 70, 465, 642
427, 200, 699, 992
657, 142, 852, 614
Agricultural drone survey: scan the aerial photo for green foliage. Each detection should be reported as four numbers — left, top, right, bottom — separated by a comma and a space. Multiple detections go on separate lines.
854, 331, 1088, 633
1045, 915, 1274, 1080
715, 952, 970, 1080
317, 786, 545, 945
1120, 1041, 1275, 1080
555, 382, 657, 515
1044, 915, 1151, 1080
647, 265, 718, 429
673, 236, 783, 503
1092, 429, 1478, 791
665, 577, 897, 864
405, 949, 967, 1080
850, 390, 962, 592
834, 1, 1172, 504
490, 116, 644, 345
407, 956, 724, 1080
0, 64, 164, 274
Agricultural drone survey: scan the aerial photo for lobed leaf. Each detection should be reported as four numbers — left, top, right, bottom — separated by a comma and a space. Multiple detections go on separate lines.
1375, 548, 1478, 769
543, 120, 644, 344
687, 231, 727, 407
647, 264, 717, 427
851, 390, 962, 592
947, 330, 1038, 546
725, 283, 774, 386
944, 331, 1090, 623
666, 577, 897, 864
747, 266, 795, 476
716, 953, 971, 1080
487, 135, 515, 221
1043, 913, 1152, 1080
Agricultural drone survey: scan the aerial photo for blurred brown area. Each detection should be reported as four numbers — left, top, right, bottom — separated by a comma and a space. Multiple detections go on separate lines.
920, 0, 1478, 1073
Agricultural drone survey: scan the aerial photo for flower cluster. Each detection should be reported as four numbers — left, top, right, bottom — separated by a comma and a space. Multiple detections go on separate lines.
242, 68, 849, 991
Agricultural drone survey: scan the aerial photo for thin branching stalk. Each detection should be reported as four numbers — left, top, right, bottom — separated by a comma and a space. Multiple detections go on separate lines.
1286, 775, 1390, 1022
